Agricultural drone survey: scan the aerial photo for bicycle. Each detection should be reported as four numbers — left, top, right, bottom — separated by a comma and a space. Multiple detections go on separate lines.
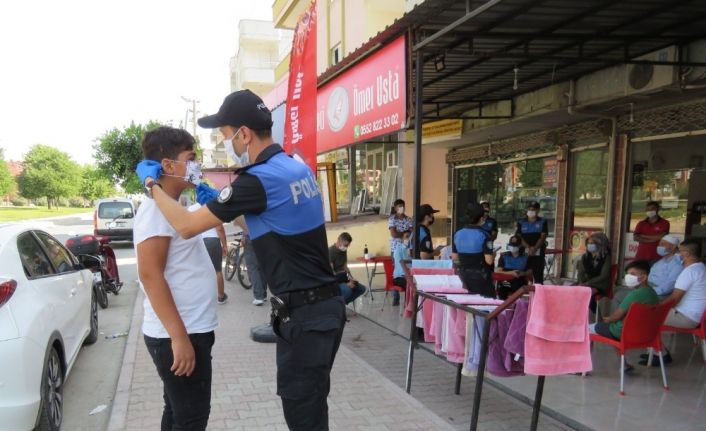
224, 231, 252, 289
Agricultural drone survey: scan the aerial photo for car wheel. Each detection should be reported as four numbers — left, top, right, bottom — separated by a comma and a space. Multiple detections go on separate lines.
84, 291, 98, 345
36, 347, 63, 431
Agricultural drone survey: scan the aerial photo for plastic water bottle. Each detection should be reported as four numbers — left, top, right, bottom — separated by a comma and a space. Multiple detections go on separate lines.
364, 244, 370, 260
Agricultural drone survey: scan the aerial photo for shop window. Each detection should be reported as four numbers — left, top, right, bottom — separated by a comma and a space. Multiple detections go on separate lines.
455, 156, 557, 247
565, 148, 609, 275
318, 148, 350, 213
627, 136, 706, 258
331, 44, 342, 66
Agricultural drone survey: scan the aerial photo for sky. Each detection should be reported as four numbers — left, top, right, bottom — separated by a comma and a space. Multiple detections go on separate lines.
0, 0, 273, 165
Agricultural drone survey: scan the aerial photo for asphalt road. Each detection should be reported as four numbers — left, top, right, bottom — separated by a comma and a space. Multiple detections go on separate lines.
31, 212, 139, 431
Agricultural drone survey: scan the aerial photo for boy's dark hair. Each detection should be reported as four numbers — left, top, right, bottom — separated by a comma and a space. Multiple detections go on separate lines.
646, 201, 661, 209
339, 232, 352, 243
626, 260, 651, 275
142, 126, 195, 161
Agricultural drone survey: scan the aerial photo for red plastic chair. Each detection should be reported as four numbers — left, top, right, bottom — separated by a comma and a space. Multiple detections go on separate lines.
381, 258, 404, 311
590, 301, 674, 395
661, 309, 706, 363
594, 264, 618, 323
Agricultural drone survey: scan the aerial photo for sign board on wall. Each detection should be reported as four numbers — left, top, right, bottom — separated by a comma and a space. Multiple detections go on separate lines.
543, 158, 558, 188
422, 119, 463, 144
317, 36, 407, 153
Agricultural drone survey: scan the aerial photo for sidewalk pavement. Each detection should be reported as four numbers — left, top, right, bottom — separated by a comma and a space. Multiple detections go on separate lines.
108, 277, 573, 431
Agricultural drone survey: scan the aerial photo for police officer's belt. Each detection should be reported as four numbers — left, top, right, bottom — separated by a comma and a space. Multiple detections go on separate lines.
275, 284, 340, 309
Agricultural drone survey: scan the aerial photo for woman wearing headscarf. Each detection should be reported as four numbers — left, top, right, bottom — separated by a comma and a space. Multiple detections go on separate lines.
577, 232, 612, 313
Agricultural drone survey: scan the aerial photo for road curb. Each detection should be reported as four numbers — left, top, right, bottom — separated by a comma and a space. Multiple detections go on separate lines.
107, 289, 143, 431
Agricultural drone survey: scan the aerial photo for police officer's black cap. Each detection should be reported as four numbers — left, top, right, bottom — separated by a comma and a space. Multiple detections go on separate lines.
527, 201, 541, 209
419, 204, 440, 218
197, 90, 274, 130
466, 202, 484, 220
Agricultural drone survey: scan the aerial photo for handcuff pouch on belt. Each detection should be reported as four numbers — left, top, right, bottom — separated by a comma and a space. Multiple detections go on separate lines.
269, 285, 340, 326
270, 296, 290, 323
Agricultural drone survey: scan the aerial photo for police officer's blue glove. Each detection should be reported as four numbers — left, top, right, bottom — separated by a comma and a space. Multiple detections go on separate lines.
135, 160, 162, 185
196, 183, 219, 205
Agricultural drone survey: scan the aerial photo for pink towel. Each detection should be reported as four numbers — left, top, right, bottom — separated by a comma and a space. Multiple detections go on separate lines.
524, 284, 592, 376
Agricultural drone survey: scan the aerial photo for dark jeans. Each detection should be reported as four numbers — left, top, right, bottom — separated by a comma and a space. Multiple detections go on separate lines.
144, 332, 215, 431
527, 255, 545, 284
338, 281, 366, 304
273, 296, 346, 431
593, 321, 618, 340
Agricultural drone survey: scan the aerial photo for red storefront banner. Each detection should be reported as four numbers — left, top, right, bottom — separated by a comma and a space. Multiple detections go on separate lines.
317, 36, 406, 153
284, 0, 317, 174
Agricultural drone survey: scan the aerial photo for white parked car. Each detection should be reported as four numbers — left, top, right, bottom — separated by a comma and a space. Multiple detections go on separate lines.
0, 224, 97, 431
94, 198, 136, 242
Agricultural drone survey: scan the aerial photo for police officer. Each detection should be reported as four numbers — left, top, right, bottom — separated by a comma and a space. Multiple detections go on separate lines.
417, 203, 441, 259
452, 202, 496, 297
516, 200, 549, 284
136, 90, 345, 431
479, 201, 498, 241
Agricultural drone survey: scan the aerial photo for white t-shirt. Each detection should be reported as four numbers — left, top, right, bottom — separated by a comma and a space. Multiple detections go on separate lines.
134, 199, 218, 338
187, 203, 218, 239
674, 261, 706, 323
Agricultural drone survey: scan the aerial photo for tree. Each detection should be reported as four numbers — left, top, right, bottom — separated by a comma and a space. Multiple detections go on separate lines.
79, 165, 117, 203
0, 148, 15, 197
17, 145, 80, 208
93, 121, 164, 194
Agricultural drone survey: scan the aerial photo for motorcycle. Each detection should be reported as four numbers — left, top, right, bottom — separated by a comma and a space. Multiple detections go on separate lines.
65, 234, 123, 309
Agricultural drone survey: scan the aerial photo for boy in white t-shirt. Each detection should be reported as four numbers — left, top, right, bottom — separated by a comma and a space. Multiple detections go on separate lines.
134, 126, 218, 429
641, 238, 706, 366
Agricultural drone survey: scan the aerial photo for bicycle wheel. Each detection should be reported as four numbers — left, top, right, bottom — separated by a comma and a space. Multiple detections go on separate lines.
237, 252, 252, 289
224, 248, 238, 281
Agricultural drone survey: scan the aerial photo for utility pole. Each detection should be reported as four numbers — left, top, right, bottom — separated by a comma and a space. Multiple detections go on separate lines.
181, 96, 201, 158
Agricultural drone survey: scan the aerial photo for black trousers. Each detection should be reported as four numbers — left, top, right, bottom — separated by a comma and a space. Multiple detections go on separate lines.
144, 331, 215, 431
273, 296, 346, 431
458, 267, 495, 298
527, 255, 545, 284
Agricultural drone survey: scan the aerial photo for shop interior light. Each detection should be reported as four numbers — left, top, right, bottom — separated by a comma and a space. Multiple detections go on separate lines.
434, 54, 446, 72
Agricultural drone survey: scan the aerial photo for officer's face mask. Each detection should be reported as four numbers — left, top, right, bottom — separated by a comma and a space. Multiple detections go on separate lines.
508, 245, 520, 255
586, 243, 598, 253
224, 127, 250, 167
163, 160, 203, 186
428, 215, 435, 225
527, 210, 537, 218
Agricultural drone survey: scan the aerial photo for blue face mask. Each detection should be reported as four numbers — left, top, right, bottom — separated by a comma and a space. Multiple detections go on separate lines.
587, 243, 598, 253
656, 246, 668, 257
507, 245, 520, 254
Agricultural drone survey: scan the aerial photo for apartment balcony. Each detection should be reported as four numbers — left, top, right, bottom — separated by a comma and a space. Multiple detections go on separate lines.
272, 0, 309, 29
274, 54, 290, 82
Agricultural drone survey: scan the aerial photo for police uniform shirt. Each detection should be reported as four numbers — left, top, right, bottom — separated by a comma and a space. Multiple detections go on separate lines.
481, 216, 498, 235
452, 226, 494, 268
516, 217, 548, 254
498, 252, 528, 271
418, 225, 434, 254
207, 145, 335, 295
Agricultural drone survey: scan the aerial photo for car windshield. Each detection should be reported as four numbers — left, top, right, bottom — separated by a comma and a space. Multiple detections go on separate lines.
98, 202, 134, 219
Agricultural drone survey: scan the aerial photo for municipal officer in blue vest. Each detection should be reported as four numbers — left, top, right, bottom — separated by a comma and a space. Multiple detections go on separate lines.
479, 201, 498, 241
496, 234, 531, 299
452, 202, 496, 297
516, 200, 549, 284
136, 90, 345, 431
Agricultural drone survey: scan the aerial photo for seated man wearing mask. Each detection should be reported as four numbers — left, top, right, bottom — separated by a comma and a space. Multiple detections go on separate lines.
648, 234, 683, 299
329, 232, 367, 305
591, 260, 658, 371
